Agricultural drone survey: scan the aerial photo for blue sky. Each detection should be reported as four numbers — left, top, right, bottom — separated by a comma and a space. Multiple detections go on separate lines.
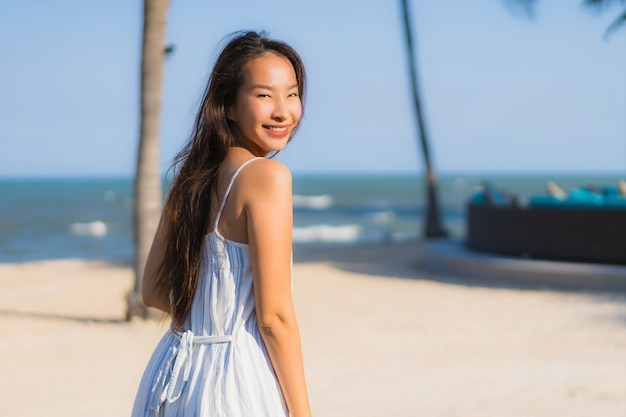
0, 0, 624, 176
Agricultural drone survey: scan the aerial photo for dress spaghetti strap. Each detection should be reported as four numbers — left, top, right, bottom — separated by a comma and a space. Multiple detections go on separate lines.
212, 157, 264, 233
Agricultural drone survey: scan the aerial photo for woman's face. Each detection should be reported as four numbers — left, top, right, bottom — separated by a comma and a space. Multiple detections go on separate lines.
228, 52, 302, 156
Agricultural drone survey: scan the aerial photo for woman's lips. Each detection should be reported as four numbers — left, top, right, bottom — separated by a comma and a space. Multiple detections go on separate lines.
263, 125, 290, 138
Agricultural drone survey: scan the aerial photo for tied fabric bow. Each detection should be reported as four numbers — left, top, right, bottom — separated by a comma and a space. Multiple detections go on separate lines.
148, 329, 234, 413
149, 330, 195, 413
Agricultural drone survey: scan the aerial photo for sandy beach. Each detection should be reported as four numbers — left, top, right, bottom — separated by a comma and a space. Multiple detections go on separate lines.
1, 241, 624, 417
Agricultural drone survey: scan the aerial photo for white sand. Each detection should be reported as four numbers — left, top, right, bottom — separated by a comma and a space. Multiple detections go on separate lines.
0, 242, 624, 417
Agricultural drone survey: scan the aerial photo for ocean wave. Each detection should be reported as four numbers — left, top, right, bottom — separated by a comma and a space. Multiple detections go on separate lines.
292, 224, 361, 243
103, 191, 116, 203
292, 194, 333, 210
69, 221, 108, 237
369, 210, 396, 225
388, 231, 419, 242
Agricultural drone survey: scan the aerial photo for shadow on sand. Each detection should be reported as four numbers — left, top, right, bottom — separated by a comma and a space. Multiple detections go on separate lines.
0, 309, 125, 324
293, 240, 626, 298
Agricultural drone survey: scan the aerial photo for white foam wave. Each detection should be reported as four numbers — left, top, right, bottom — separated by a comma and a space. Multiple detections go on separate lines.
103, 191, 116, 203
369, 210, 396, 225
453, 177, 469, 190
293, 224, 361, 243
389, 231, 419, 242
70, 221, 108, 237
292, 194, 333, 210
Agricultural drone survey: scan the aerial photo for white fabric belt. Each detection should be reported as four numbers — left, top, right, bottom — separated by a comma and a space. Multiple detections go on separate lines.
149, 329, 233, 413
172, 328, 233, 345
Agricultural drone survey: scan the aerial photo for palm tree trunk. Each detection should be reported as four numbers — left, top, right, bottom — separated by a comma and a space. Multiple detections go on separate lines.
126, 0, 169, 320
400, 0, 448, 239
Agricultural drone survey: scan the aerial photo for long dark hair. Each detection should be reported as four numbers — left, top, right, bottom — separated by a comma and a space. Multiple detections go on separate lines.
157, 31, 306, 330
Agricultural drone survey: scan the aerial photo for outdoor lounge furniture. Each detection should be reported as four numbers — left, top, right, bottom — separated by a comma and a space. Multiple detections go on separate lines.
466, 183, 626, 265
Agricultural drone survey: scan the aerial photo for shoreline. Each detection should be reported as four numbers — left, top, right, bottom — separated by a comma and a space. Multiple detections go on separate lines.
1, 242, 625, 416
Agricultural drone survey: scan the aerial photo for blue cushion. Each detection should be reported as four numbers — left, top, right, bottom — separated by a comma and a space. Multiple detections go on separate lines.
528, 195, 566, 207
604, 195, 626, 208
486, 184, 508, 206
470, 192, 487, 205
529, 188, 604, 208
601, 186, 618, 196
565, 188, 604, 207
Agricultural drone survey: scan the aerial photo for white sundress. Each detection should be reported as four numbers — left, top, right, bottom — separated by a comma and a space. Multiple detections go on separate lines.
131, 157, 288, 417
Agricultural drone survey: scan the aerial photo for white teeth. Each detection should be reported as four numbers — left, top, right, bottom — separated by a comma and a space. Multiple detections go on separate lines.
266, 126, 286, 132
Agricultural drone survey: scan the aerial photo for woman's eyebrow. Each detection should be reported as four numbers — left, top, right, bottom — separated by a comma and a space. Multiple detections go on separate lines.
251, 84, 299, 90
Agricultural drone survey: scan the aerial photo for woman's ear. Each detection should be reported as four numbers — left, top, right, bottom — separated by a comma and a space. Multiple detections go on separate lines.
225, 104, 236, 122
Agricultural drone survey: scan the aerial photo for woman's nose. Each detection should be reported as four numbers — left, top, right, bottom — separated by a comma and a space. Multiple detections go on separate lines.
271, 98, 289, 121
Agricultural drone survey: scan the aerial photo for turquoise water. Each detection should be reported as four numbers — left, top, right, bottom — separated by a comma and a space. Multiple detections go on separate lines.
0, 173, 621, 262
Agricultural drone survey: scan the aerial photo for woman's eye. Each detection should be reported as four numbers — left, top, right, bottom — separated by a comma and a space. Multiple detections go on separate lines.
257, 94, 270, 98
288, 93, 299, 98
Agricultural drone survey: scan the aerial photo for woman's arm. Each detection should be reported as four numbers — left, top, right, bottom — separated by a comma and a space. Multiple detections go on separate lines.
245, 159, 312, 417
141, 214, 171, 313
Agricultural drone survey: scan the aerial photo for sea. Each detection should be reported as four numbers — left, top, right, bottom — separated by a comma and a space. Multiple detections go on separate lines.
0, 173, 622, 263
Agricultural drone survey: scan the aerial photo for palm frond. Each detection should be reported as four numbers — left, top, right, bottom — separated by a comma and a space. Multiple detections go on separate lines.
583, 0, 626, 37
603, 7, 626, 38
584, 0, 625, 8
510, 0, 625, 37
501, 0, 538, 18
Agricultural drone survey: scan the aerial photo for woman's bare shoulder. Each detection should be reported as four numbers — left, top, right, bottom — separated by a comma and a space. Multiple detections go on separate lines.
242, 158, 291, 182
238, 158, 292, 201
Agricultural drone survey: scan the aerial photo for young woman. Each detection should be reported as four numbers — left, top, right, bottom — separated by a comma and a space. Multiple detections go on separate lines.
131, 31, 312, 417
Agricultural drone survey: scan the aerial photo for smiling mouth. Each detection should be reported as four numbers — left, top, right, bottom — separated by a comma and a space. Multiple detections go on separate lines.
264, 125, 288, 132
